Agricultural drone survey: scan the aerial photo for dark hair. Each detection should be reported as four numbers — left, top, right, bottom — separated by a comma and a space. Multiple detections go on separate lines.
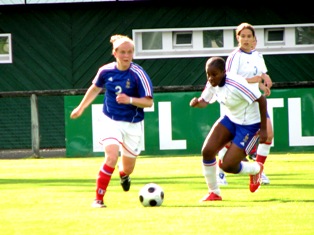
205, 57, 225, 73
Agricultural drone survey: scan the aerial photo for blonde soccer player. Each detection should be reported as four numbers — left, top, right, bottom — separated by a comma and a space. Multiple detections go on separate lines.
70, 34, 154, 208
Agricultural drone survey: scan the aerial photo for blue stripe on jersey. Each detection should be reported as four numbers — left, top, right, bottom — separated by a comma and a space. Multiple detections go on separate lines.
226, 78, 257, 102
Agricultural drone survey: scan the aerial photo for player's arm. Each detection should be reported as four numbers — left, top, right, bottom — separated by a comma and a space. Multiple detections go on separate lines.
255, 95, 268, 143
129, 96, 153, 108
116, 93, 153, 108
259, 52, 272, 88
246, 75, 262, 83
70, 84, 102, 119
189, 97, 208, 108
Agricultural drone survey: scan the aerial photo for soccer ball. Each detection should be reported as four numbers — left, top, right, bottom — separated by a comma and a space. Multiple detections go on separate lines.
139, 183, 164, 207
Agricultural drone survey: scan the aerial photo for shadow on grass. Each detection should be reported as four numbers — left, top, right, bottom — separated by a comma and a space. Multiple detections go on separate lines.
162, 198, 314, 208
1, 174, 313, 189
0, 178, 95, 186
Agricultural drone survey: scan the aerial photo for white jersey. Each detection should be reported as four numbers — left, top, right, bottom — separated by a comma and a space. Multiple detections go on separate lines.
225, 48, 267, 89
201, 72, 262, 125
252, 50, 268, 74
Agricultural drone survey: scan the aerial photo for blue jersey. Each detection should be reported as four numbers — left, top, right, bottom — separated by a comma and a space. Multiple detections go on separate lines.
93, 62, 153, 123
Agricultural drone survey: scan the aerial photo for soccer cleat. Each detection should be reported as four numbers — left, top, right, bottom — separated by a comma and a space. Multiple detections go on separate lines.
248, 152, 257, 161
261, 172, 270, 185
249, 162, 264, 193
120, 175, 131, 192
217, 172, 228, 185
200, 192, 222, 201
91, 200, 106, 208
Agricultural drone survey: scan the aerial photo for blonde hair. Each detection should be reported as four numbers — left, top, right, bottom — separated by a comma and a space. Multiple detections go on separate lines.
236, 22, 255, 37
110, 34, 134, 54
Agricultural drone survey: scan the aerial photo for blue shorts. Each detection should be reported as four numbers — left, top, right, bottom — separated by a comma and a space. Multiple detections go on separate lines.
220, 115, 260, 155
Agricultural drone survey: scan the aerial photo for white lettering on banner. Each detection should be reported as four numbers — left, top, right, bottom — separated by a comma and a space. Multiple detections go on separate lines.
142, 103, 155, 151
158, 102, 187, 150
92, 104, 105, 152
267, 98, 284, 147
288, 98, 314, 146
90, 96, 313, 152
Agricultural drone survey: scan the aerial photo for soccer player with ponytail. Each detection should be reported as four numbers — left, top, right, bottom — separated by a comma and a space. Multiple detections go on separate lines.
217, 22, 273, 185
70, 34, 154, 208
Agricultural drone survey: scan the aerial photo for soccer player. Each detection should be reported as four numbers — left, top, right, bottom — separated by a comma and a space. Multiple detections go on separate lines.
190, 56, 267, 201
217, 23, 273, 186
70, 34, 154, 208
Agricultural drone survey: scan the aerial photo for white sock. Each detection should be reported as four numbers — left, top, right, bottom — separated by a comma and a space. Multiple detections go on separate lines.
218, 146, 228, 161
217, 164, 225, 175
257, 143, 271, 156
238, 161, 261, 175
202, 162, 220, 196
217, 146, 228, 175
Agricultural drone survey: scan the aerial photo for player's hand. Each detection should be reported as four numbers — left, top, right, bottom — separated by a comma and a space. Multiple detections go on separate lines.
189, 97, 199, 107
70, 107, 84, 119
116, 93, 131, 104
263, 86, 271, 97
263, 74, 273, 88
248, 76, 262, 83
259, 83, 271, 97
190, 97, 208, 108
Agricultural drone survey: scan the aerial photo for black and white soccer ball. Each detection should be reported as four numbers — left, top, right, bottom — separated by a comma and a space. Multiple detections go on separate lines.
139, 183, 164, 207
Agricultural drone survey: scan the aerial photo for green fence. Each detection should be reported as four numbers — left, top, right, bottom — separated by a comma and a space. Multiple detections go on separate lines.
65, 88, 314, 157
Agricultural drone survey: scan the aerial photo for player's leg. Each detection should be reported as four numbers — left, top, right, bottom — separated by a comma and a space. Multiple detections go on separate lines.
200, 117, 233, 201
118, 121, 143, 192
221, 142, 248, 173
217, 143, 249, 185
92, 114, 122, 208
217, 144, 229, 185
256, 117, 273, 184
222, 123, 263, 193
92, 143, 120, 208
119, 151, 137, 192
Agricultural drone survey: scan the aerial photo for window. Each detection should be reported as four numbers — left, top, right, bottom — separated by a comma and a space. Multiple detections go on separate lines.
296, 26, 314, 45
173, 32, 192, 48
133, 23, 314, 59
233, 30, 238, 47
142, 32, 162, 50
0, 34, 12, 64
203, 30, 223, 48
265, 28, 284, 45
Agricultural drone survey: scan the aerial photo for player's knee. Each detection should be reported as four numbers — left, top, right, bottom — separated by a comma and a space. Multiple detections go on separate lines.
220, 162, 238, 174
122, 167, 134, 175
201, 149, 216, 161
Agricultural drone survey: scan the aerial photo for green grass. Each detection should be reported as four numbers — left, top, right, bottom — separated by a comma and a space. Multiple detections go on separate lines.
0, 153, 313, 235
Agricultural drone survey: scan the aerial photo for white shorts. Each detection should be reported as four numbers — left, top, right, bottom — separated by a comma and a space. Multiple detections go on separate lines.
99, 114, 144, 158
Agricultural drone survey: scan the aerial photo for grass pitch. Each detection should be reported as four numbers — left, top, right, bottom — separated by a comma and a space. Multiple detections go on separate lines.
0, 153, 313, 235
